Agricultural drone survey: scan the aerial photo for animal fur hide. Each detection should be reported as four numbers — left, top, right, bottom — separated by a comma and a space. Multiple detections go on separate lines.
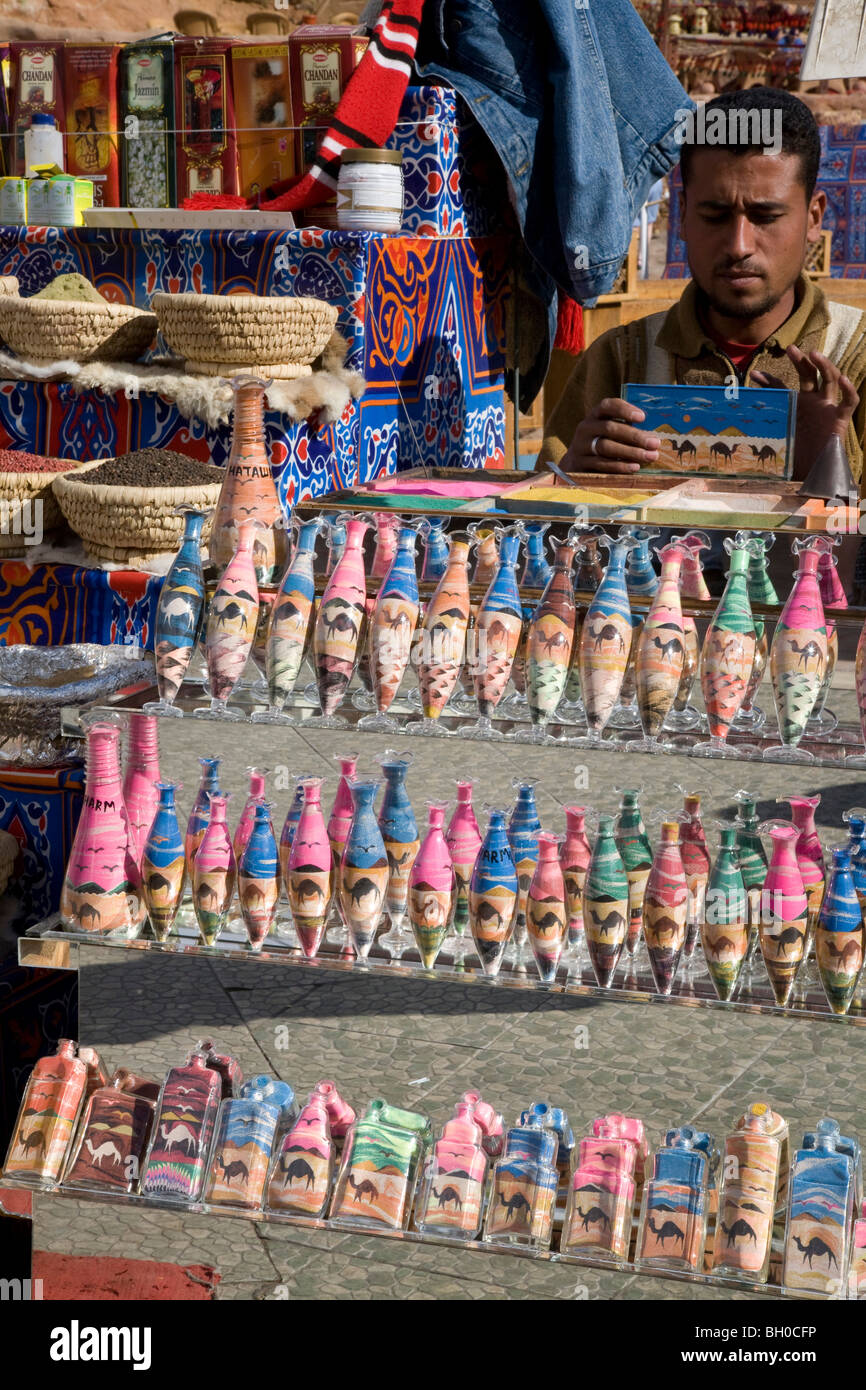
0, 332, 365, 430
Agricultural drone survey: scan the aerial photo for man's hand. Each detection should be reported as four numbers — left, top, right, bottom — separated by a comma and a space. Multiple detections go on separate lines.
751, 346, 859, 481
562, 397, 661, 474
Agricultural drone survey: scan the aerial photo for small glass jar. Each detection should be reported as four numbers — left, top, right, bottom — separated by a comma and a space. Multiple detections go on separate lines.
337, 148, 403, 233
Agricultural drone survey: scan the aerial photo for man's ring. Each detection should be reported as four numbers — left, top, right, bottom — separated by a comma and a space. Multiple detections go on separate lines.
590, 436, 601, 456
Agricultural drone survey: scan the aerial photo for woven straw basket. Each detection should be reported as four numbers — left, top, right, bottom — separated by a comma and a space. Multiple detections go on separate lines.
0, 462, 70, 552
0, 276, 19, 298
152, 292, 338, 378
0, 297, 157, 365
52, 458, 223, 565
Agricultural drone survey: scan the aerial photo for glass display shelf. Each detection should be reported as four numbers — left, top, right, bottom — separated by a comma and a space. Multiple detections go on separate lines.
21, 911, 866, 1026
0, 1178, 844, 1301
80, 673, 866, 771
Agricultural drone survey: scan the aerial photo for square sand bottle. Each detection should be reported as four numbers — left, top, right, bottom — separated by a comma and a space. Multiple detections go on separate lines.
712, 1103, 782, 1284
783, 1119, 855, 1298
562, 1120, 646, 1265
3, 1040, 88, 1188
62, 1069, 160, 1194
637, 1125, 710, 1274
330, 1100, 430, 1232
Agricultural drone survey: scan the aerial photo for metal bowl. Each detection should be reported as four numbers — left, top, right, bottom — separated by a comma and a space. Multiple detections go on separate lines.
0, 644, 155, 765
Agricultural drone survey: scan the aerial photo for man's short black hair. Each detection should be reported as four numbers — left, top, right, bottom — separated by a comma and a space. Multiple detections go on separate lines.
679, 87, 821, 199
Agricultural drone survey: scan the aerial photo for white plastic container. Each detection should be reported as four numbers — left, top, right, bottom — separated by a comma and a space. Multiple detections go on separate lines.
24, 113, 65, 176
337, 148, 403, 233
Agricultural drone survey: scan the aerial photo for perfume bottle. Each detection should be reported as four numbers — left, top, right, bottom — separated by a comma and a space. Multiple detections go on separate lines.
205, 1076, 294, 1211
562, 1116, 646, 1263
784, 1119, 855, 1297
62, 1068, 160, 1194
3, 1040, 88, 1186
712, 1103, 782, 1283
414, 1097, 490, 1239
140, 1048, 223, 1204
483, 1112, 559, 1250
265, 1090, 335, 1218
330, 1100, 431, 1231
637, 1125, 709, 1273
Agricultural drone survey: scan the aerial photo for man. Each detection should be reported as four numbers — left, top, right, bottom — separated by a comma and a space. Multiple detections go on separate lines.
539, 88, 866, 488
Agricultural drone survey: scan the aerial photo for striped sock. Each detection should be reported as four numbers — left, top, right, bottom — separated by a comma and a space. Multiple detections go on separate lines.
262, 1, 425, 212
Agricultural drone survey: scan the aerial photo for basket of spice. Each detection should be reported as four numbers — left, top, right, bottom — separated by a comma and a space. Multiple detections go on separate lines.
151, 291, 338, 378
52, 449, 223, 565
0, 273, 157, 366
0, 449, 91, 553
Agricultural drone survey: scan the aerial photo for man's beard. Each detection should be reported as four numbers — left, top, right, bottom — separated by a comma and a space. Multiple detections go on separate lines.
698, 281, 780, 324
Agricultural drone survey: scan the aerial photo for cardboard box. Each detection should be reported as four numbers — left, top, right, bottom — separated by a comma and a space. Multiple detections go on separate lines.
63, 44, 121, 209
174, 38, 239, 200
230, 42, 293, 200
10, 43, 65, 177
0, 176, 27, 224
27, 170, 94, 227
289, 25, 367, 175
120, 42, 176, 209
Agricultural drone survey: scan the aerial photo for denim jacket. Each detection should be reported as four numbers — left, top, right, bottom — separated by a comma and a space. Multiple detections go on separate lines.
415, 0, 692, 400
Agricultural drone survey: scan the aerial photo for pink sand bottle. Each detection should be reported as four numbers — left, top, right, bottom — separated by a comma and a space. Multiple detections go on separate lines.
778, 794, 825, 944
265, 1090, 335, 1217
758, 821, 808, 1006
60, 722, 143, 939
233, 767, 272, 863
196, 517, 261, 720
415, 1097, 489, 1239
527, 832, 567, 984
371, 511, 401, 580
445, 780, 482, 965
678, 790, 711, 961
287, 777, 333, 959
561, 806, 592, 968
192, 793, 236, 948
312, 514, 370, 726
807, 535, 845, 739
642, 821, 689, 996
409, 802, 456, 970
122, 713, 161, 865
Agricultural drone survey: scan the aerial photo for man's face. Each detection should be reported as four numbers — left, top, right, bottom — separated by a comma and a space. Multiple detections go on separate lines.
681, 149, 824, 322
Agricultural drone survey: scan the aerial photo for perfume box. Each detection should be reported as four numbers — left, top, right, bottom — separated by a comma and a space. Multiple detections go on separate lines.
63, 44, 121, 209
230, 42, 293, 200
289, 23, 367, 199
120, 42, 176, 209
10, 43, 65, 177
174, 38, 239, 200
